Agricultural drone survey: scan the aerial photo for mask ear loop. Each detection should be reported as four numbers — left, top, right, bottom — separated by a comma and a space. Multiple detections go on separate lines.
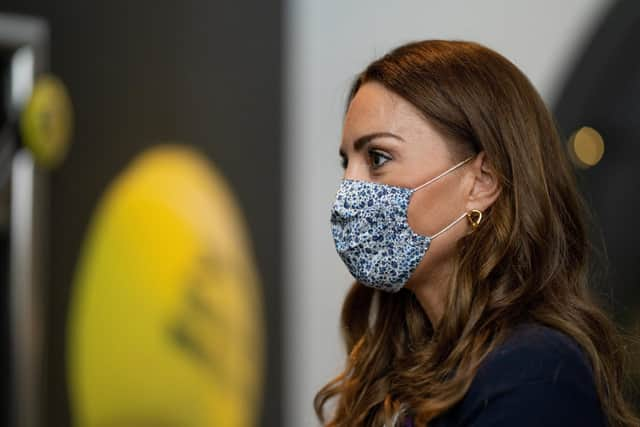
431, 209, 484, 240
411, 156, 473, 193
431, 212, 467, 239
410, 155, 477, 240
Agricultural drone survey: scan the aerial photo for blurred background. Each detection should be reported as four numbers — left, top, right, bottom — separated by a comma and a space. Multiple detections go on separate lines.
0, 0, 637, 426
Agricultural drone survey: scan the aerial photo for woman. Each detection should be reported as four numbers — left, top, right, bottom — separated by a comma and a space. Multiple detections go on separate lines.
315, 40, 639, 427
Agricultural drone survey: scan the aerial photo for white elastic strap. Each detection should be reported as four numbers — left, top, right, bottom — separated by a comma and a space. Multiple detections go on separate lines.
431, 212, 467, 240
411, 156, 473, 193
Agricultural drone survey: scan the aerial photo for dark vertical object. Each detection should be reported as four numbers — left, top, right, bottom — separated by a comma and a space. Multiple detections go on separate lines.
0, 45, 11, 427
0, 14, 50, 427
554, 0, 640, 407
1, 2, 283, 426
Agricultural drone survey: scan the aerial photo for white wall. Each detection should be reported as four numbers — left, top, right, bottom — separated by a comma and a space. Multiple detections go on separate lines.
283, 1, 612, 425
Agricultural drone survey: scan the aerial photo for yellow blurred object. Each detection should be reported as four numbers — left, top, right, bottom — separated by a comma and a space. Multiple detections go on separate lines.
67, 145, 264, 427
568, 126, 605, 168
20, 74, 74, 168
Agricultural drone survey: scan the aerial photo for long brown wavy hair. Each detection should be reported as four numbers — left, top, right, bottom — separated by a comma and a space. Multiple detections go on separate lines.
314, 40, 639, 427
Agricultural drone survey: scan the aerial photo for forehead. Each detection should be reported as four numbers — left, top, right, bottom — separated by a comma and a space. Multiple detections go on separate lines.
342, 82, 430, 142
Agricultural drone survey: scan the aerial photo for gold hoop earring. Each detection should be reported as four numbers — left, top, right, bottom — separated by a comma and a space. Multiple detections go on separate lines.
467, 209, 483, 230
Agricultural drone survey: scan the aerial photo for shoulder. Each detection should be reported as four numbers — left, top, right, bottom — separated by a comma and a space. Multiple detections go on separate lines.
432, 322, 606, 427
474, 322, 595, 388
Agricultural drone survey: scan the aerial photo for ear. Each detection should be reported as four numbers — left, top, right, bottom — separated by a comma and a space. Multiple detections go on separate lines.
465, 151, 501, 212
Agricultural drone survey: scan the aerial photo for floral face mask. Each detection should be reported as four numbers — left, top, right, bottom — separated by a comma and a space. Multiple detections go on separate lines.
330, 157, 478, 292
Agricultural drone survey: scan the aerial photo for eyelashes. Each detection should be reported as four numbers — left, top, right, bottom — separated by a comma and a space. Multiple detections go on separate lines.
340, 149, 392, 170
370, 149, 391, 169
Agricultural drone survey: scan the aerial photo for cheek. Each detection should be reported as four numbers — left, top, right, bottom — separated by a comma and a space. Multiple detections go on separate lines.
405, 201, 470, 289
406, 185, 464, 237
406, 192, 437, 236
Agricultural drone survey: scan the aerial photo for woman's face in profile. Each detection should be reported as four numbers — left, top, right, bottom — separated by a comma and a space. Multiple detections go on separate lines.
339, 81, 475, 289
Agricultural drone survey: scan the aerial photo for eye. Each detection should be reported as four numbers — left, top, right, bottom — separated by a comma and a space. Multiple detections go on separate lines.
369, 149, 392, 169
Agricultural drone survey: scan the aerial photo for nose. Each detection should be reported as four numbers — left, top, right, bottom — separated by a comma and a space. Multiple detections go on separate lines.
343, 161, 368, 182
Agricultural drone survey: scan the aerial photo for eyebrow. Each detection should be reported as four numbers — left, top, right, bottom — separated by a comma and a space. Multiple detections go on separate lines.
339, 132, 405, 156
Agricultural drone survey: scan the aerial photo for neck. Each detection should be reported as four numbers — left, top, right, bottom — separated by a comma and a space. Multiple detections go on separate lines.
408, 259, 454, 328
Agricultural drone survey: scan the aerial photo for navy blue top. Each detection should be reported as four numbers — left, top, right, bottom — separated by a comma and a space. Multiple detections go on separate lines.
405, 322, 606, 426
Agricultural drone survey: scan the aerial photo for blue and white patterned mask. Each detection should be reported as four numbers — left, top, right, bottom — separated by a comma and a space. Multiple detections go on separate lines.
330, 157, 473, 292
